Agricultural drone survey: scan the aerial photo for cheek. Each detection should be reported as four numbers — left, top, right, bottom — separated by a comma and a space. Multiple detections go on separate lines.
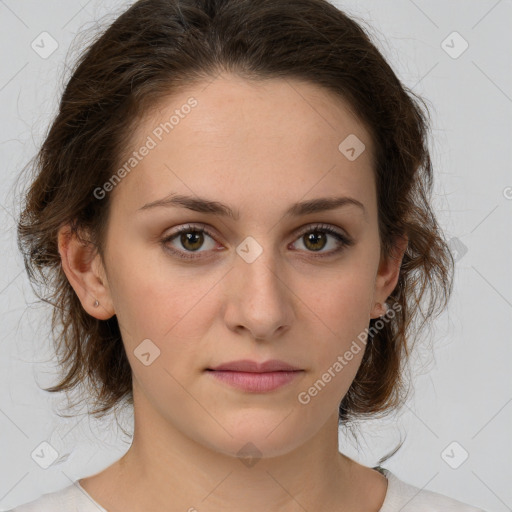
328, 278, 374, 335
294, 278, 374, 415
297, 262, 376, 338
291, 256, 378, 397
310, 288, 370, 379
107, 241, 223, 347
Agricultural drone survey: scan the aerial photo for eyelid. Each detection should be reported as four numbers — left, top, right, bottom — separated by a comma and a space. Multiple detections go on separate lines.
164, 222, 349, 241
293, 222, 350, 240
163, 222, 221, 244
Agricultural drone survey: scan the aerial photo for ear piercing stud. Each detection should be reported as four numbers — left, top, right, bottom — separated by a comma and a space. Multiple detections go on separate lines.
375, 302, 388, 317
93, 299, 100, 307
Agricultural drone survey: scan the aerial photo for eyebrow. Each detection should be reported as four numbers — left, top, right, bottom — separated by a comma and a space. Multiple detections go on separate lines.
138, 193, 366, 221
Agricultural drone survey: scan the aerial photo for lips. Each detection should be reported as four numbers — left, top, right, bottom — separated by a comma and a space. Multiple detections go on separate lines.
206, 359, 304, 392
207, 359, 301, 373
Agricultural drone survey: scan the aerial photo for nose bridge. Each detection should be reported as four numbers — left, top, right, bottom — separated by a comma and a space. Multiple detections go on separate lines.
237, 238, 284, 307
225, 236, 293, 339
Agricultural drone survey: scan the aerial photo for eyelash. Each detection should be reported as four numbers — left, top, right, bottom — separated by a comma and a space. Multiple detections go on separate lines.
161, 223, 354, 261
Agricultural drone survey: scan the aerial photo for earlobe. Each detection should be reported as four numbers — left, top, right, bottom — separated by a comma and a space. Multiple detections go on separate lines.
57, 224, 115, 320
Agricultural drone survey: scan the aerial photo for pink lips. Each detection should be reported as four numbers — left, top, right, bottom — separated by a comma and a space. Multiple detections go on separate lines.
206, 359, 304, 392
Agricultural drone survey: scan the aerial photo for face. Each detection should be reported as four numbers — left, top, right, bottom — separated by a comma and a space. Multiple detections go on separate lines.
66, 74, 403, 459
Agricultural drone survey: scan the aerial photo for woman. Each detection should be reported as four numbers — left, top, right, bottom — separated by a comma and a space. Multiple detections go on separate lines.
12, 0, 487, 510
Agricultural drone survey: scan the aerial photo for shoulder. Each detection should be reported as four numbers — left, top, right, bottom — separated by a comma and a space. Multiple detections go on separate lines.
379, 468, 488, 512
7, 482, 100, 512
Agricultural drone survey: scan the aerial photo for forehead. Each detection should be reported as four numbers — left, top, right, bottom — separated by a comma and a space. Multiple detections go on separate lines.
112, 74, 376, 220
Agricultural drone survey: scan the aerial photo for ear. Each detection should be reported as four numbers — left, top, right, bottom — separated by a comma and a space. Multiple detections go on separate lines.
57, 224, 115, 320
370, 233, 408, 319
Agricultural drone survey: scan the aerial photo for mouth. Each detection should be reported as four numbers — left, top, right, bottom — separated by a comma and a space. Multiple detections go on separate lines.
205, 359, 304, 392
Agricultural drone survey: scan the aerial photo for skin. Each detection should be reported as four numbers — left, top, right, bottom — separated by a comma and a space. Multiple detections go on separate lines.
58, 73, 407, 512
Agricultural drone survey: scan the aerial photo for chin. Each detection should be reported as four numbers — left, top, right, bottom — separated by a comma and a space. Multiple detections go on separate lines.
200, 412, 313, 461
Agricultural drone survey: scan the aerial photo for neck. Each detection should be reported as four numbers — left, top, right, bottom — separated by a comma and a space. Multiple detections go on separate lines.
110, 406, 362, 511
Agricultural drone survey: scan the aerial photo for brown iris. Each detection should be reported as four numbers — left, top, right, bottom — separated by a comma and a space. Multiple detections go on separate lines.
181, 231, 204, 251
303, 231, 327, 251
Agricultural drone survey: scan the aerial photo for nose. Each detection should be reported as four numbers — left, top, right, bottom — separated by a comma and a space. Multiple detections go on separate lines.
222, 245, 294, 341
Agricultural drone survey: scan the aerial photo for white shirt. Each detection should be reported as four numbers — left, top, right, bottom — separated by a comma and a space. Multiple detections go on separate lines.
7, 468, 487, 511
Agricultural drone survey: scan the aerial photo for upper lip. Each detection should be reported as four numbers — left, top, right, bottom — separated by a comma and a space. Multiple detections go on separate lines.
208, 359, 302, 372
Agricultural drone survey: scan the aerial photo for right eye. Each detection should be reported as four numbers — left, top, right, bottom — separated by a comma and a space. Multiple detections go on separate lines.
160, 223, 222, 260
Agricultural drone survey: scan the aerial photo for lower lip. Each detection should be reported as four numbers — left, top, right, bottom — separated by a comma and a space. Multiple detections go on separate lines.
207, 370, 303, 392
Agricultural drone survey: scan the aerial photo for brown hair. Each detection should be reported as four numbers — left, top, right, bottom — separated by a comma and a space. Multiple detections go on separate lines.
16, 0, 453, 460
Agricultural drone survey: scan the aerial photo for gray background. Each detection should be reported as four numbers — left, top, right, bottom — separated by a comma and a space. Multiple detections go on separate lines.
0, 0, 510, 510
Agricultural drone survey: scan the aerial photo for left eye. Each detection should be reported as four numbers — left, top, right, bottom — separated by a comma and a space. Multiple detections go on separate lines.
161, 223, 353, 260
292, 225, 351, 254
